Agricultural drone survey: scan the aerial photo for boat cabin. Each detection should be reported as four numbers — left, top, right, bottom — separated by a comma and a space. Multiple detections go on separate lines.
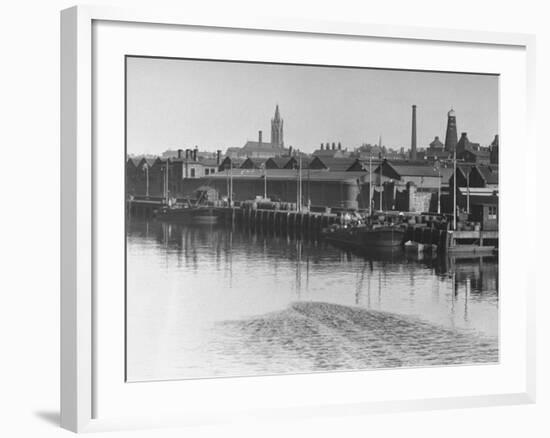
470, 202, 498, 231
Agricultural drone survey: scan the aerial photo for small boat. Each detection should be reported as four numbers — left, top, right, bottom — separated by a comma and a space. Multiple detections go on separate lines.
157, 205, 218, 225
404, 240, 438, 253
157, 187, 219, 224
323, 223, 406, 249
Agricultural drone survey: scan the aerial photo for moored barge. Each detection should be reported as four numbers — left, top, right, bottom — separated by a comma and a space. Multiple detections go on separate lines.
323, 223, 406, 249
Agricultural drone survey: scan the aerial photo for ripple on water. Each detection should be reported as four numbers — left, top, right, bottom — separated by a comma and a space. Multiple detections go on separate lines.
209, 301, 498, 375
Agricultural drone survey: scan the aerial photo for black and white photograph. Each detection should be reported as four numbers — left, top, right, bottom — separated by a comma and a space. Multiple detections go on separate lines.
125, 56, 499, 382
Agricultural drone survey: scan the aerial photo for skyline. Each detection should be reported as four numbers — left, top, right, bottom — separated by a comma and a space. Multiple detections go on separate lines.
126, 57, 499, 155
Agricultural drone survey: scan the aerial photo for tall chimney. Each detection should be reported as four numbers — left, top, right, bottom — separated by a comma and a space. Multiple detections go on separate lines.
216, 150, 221, 165
177, 149, 183, 159
185, 149, 190, 160
258, 130, 263, 145
411, 105, 417, 161
332, 142, 336, 151
193, 147, 198, 161
444, 108, 458, 152
338, 142, 342, 150
320, 143, 324, 151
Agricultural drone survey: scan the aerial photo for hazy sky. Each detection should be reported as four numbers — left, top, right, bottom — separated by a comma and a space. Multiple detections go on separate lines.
126, 57, 498, 155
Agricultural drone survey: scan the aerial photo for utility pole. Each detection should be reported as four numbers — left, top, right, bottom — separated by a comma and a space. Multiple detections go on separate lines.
466, 167, 470, 214
369, 154, 372, 217
453, 149, 457, 230
437, 166, 441, 214
144, 163, 149, 198
297, 152, 303, 212
229, 159, 233, 206
379, 168, 383, 212
165, 160, 170, 205
263, 163, 267, 199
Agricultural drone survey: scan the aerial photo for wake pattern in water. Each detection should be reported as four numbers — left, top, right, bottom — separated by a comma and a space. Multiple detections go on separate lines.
210, 302, 498, 375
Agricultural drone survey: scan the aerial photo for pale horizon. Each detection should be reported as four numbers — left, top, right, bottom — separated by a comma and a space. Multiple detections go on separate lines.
126, 56, 499, 156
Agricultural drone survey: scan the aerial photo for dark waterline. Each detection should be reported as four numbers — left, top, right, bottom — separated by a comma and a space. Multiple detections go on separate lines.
126, 218, 498, 381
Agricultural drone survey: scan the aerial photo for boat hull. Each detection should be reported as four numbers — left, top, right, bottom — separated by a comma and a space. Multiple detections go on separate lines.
324, 226, 405, 249
157, 207, 218, 225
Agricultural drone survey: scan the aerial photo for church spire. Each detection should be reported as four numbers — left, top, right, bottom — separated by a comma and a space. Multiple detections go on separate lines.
271, 104, 284, 148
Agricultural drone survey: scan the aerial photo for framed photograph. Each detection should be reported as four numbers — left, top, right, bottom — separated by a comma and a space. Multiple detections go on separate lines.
61, 5, 536, 432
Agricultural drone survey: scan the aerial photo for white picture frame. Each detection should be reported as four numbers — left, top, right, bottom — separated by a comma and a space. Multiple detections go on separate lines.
60, 5, 536, 433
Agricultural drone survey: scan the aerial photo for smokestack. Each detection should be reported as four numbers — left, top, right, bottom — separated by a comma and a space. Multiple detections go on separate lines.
185, 149, 190, 160
411, 105, 417, 161
338, 142, 342, 150
193, 147, 198, 161
258, 130, 263, 145
216, 150, 221, 165
332, 142, 336, 151
444, 108, 458, 152
320, 143, 324, 151
177, 149, 183, 159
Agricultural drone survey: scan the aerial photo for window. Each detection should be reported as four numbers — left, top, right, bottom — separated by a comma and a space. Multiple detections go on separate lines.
488, 206, 497, 220
205, 168, 209, 175
190, 168, 196, 178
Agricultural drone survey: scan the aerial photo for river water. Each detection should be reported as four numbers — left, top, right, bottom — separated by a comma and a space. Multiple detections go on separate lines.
126, 218, 498, 382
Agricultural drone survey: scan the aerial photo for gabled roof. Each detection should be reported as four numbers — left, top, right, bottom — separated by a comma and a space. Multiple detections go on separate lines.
207, 168, 368, 183
218, 156, 246, 170
265, 157, 290, 168
240, 157, 267, 168
309, 157, 358, 171
438, 167, 455, 182
429, 136, 444, 149
475, 165, 499, 185
284, 156, 311, 169
241, 141, 287, 153
380, 160, 440, 178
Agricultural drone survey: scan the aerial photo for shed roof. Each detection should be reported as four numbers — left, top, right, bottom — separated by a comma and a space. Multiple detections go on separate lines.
265, 157, 290, 168
207, 168, 368, 182
384, 161, 441, 177
310, 157, 358, 171
475, 165, 499, 184
240, 157, 267, 168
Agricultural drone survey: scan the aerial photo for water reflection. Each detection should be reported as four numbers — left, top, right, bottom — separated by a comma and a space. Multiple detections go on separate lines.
126, 218, 498, 381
